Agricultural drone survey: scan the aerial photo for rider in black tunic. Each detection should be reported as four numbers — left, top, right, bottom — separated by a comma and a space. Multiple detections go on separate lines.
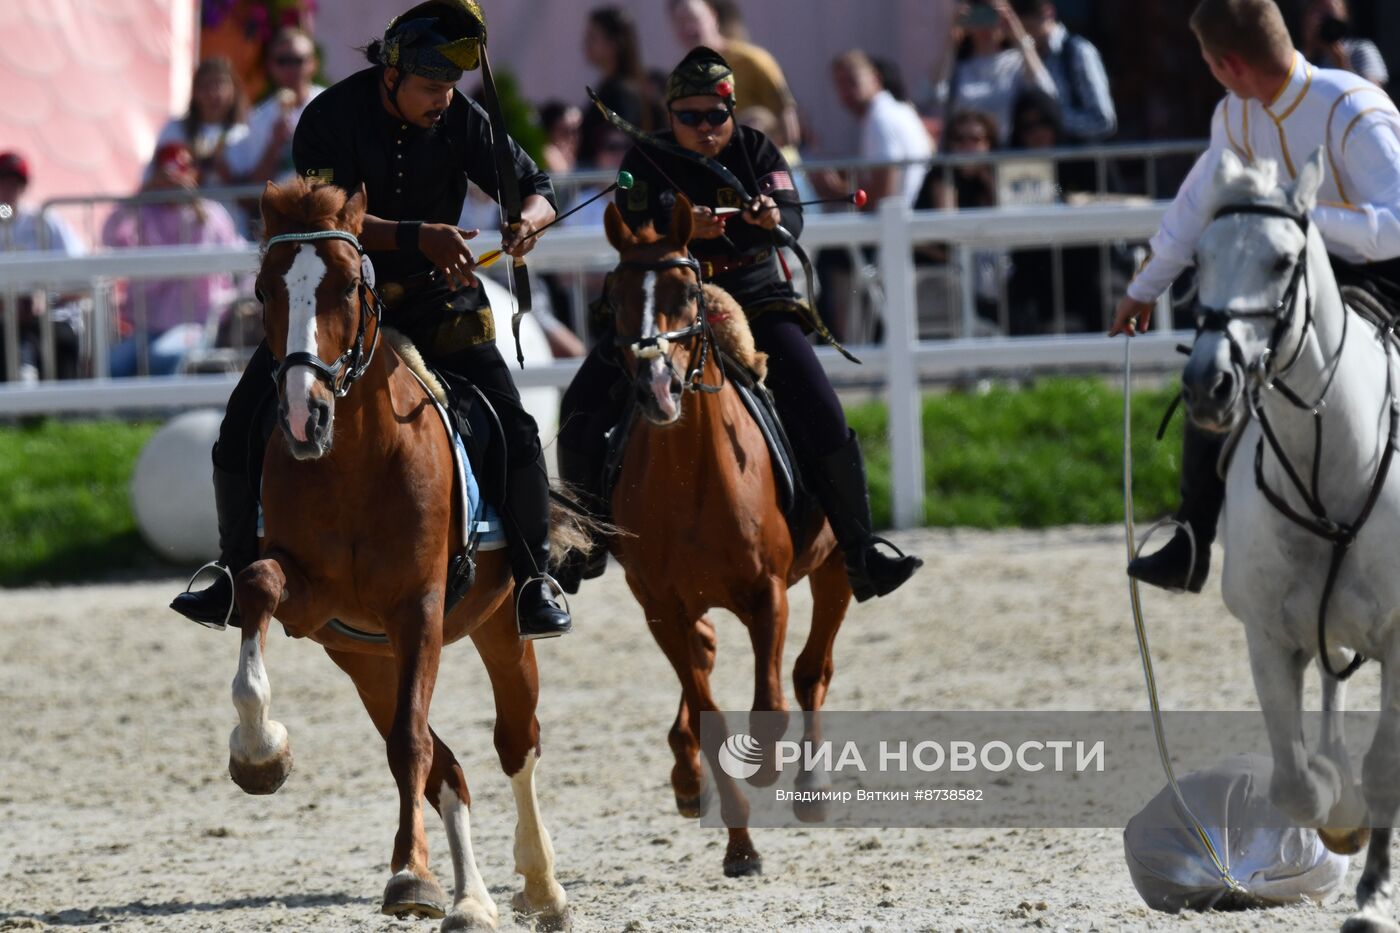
171, 0, 573, 639
554, 46, 921, 602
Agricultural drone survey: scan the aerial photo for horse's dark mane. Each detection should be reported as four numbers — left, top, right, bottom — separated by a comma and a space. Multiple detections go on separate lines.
262, 177, 354, 243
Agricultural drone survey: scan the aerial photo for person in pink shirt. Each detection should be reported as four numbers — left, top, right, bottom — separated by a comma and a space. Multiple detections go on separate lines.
102, 142, 245, 377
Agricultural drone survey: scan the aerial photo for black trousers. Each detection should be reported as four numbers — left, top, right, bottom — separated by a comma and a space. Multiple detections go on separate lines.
558, 309, 849, 465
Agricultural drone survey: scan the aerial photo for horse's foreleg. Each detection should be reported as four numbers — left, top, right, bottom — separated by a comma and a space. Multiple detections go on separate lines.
228, 557, 293, 795
648, 610, 760, 878
381, 597, 450, 921
790, 550, 852, 821
1246, 630, 1342, 827
669, 615, 717, 817
324, 648, 494, 929
1345, 657, 1400, 933
471, 605, 568, 930
737, 576, 791, 789
1319, 669, 1370, 855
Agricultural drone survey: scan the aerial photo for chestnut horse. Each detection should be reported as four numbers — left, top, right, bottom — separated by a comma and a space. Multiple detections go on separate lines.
602, 196, 852, 876
227, 179, 578, 930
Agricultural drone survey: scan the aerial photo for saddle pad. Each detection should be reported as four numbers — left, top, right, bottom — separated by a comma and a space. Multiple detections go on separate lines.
413, 369, 506, 552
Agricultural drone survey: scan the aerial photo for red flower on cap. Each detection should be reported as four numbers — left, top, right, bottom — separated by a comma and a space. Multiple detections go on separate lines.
154, 142, 195, 174
0, 151, 30, 183
715, 80, 733, 98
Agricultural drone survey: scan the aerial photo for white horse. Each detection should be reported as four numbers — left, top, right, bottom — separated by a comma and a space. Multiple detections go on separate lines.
1184, 146, 1400, 932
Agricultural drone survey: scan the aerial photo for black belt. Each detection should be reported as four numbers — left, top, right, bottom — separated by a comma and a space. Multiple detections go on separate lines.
699, 248, 772, 279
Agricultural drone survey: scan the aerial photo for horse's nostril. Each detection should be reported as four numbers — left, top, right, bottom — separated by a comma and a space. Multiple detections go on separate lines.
1212, 371, 1235, 402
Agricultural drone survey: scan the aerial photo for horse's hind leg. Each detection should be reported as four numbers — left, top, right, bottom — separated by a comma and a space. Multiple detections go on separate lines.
325, 649, 496, 930
1344, 656, 1400, 933
228, 557, 293, 795
471, 605, 569, 931
670, 615, 718, 817
790, 549, 852, 821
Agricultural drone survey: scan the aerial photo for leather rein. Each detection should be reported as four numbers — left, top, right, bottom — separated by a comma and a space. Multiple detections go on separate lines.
264, 230, 384, 400
1199, 202, 1400, 680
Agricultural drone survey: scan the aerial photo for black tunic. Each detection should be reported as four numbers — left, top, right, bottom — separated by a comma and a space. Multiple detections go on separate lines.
292, 67, 556, 285
615, 124, 802, 307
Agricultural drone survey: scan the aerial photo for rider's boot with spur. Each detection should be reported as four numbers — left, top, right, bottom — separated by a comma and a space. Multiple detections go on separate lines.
1127, 423, 1226, 593
809, 431, 923, 602
553, 444, 609, 595
170, 465, 259, 628
502, 458, 573, 639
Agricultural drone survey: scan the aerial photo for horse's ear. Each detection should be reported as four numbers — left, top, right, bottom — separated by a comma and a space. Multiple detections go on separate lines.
604, 202, 636, 252
261, 181, 286, 236
670, 193, 694, 248
339, 183, 368, 235
1289, 147, 1326, 214
1214, 148, 1246, 189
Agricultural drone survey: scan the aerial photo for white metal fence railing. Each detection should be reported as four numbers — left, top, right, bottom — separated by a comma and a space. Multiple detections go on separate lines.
0, 197, 1196, 529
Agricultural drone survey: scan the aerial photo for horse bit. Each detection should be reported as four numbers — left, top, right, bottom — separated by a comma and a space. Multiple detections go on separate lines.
1196, 202, 1400, 679
263, 230, 384, 400
609, 255, 726, 395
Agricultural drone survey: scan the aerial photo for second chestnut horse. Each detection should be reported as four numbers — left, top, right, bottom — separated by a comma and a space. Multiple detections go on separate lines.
602, 195, 852, 876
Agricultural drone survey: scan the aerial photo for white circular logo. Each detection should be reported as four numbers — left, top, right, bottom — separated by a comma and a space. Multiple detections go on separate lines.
717, 733, 764, 780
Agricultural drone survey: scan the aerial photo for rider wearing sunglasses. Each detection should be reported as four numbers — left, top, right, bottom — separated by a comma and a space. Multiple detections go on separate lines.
555, 46, 922, 602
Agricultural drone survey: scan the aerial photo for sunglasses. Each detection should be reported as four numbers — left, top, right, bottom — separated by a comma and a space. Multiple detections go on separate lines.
273, 55, 309, 67
670, 108, 730, 129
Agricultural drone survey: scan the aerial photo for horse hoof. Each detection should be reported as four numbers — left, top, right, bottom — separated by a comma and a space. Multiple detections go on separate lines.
1319, 826, 1371, 855
382, 870, 448, 920
441, 900, 499, 931
723, 853, 763, 878
675, 783, 712, 818
511, 892, 572, 932
792, 795, 829, 824
1342, 911, 1400, 933
227, 747, 292, 795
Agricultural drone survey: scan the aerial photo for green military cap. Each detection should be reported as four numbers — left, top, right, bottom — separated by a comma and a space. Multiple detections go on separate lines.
666, 46, 736, 106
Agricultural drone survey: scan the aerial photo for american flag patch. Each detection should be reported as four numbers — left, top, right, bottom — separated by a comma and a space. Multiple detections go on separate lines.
758, 171, 795, 194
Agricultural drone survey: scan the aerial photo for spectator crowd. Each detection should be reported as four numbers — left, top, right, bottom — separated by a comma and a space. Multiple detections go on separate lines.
1, 0, 1394, 380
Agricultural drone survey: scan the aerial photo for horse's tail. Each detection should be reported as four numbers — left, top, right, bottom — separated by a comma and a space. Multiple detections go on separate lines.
547, 481, 615, 564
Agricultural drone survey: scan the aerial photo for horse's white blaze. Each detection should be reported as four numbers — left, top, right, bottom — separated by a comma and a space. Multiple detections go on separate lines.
439, 778, 498, 925
638, 271, 678, 420
509, 750, 566, 914
283, 244, 326, 443
229, 635, 286, 764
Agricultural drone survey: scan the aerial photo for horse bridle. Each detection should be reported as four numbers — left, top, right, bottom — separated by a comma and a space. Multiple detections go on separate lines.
264, 230, 384, 400
609, 255, 725, 395
1198, 202, 1400, 680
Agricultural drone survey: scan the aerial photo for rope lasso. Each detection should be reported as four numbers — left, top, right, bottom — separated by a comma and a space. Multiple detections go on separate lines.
1122, 336, 1246, 895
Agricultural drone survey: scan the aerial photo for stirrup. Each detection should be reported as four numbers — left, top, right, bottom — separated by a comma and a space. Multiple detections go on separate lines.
515, 573, 572, 641
1130, 517, 1199, 595
178, 561, 237, 630
867, 535, 914, 559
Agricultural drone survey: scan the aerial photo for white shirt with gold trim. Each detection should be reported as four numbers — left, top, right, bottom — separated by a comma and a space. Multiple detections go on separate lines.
1127, 51, 1400, 304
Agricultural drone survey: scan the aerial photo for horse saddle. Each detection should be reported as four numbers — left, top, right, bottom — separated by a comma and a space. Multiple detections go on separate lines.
602, 352, 821, 553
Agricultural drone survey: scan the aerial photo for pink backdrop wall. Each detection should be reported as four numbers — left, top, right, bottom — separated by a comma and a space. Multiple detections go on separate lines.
0, 0, 197, 216
318, 0, 953, 157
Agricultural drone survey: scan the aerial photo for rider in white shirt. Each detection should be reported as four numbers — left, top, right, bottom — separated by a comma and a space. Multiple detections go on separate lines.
1111, 0, 1400, 593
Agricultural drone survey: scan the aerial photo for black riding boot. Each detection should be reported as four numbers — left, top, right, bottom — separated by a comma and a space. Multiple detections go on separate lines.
501, 458, 573, 639
553, 445, 609, 595
170, 464, 259, 629
809, 431, 923, 602
1127, 423, 1226, 593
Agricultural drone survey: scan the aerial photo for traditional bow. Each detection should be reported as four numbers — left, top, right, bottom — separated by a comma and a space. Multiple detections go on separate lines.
480, 46, 530, 368
586, 87, 859, 364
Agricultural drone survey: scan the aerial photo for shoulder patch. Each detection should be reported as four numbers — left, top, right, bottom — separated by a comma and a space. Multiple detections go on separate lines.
304, 167, 334, 185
